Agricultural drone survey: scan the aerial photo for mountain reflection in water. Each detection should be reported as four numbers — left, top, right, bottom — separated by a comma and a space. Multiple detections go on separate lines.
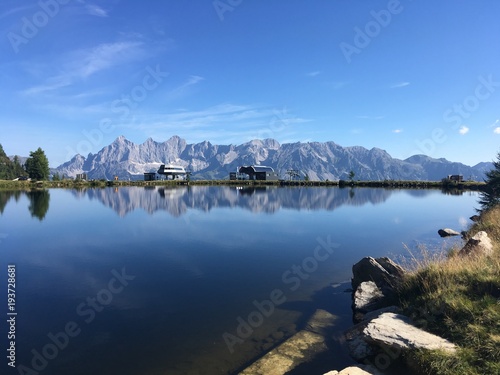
68, 186, 437, 217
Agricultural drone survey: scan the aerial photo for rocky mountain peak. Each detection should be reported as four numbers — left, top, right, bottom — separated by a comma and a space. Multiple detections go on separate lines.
54, 136, 492, 181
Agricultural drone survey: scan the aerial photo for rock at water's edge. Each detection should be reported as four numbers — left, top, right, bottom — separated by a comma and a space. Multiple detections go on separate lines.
459, 231, 493, 256
363, 312, 457, 353
352, 257, 405, 291
353, 281, 385, 313
323, 365, 383, 374
438, 228, 460, 237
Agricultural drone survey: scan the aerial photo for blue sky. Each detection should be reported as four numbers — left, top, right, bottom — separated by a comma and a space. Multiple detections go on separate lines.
1, 0, 499, 167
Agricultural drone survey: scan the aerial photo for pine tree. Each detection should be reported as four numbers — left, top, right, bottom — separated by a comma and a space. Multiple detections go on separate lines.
478, 151, 500, 211
12, 156, 26, 177
25, 147, 50, 181
348, 170, 355, 182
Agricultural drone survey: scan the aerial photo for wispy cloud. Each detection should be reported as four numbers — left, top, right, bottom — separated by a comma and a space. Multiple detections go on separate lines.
166, 75, 204, 100
120, 103, 312, 142
74, 41, 144, 78
391, 82, 410, 89
494, 127, 500, 134
306, 71, 321, 77
22, 76, 71, 95
22, 41, 146, 95
85, 3, 108, 17
392, 129, 403, 133
459, 125, 469, 135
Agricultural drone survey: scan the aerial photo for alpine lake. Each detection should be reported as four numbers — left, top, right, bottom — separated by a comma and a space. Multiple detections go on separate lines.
0, 185, 480, 375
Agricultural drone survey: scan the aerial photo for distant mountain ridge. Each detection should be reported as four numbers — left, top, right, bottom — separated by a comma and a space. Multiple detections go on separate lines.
54, 135, 492, 181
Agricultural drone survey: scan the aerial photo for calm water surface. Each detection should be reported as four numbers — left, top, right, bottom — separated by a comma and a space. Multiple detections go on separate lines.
0, 186, 479, 375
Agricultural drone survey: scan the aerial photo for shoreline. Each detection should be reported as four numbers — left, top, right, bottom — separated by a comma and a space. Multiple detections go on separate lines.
237, 204, 499, 375
0, 179, 487, 191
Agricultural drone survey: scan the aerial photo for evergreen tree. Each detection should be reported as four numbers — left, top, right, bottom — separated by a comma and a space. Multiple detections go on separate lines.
348, 170, 355, 182
478, 151, 500, 211
25, 147, 50, 180
12, 156, 25, 176
0, 144, 11, 179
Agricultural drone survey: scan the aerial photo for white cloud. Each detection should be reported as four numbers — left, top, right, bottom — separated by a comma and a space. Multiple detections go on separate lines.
85, 4, 108, 17
75, 41, 144, 78
391, 82, 410, 89
22, 76, 71, 95
165, 75, 204, 100
22, 41, 147, 95
392, 129, 403, 133
120, 104, 312, 141
459, 126, 469, 135
494, 127, 500, 134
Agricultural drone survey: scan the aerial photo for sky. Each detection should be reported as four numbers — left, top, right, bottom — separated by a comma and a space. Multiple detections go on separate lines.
1, 0, 499, 167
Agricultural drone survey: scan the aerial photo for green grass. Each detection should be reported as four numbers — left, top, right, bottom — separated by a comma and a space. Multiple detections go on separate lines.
0, 178, 487, 190
397, 205, 500, 375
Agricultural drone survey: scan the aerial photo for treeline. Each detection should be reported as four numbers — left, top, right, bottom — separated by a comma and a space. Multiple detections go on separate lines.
0, 144, 49, 181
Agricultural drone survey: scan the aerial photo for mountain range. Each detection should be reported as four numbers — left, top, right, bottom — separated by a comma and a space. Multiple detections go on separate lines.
53, 135, 492, 181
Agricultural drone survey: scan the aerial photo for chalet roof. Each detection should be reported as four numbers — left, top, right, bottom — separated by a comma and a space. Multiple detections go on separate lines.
239, 165, 275, 173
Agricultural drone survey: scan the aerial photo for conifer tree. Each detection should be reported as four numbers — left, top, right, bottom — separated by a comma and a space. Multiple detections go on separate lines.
25, 147, 50, 180
478, 151, 500, 211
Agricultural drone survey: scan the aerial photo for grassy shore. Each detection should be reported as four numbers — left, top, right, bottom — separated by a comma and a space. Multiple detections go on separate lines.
0, 178, 487, 190
397, 205, 500, 375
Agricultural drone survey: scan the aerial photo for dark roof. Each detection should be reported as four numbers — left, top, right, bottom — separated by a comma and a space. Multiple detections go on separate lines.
239, 165, 275, 173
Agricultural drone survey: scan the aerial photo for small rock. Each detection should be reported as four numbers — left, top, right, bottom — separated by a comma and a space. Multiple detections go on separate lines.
345, 321, 377, 361
375, 257, 405, 279
324, 365, 382, 375
353, 281, 385, 313
469, 215, 480, 222
363, 312, 457, 353
352, 257, 405, 291
459, 231, 493, 256
339, 366, 380, 375
360, 305, 401, 322
438, 228, 460, 237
